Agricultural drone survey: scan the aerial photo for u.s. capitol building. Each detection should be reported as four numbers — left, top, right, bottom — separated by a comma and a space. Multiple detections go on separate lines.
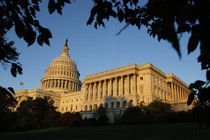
15, 40, 190, 119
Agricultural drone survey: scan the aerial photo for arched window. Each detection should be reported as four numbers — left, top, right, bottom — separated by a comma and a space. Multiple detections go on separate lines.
110, 102, 114, 109
84, 105, 87, 111
116, 101, 120, 108
129, 100, 133, 107
122, 100, 126, 108
89, 105, 92, 111
94, 104, 97, 110
105, 103, 108, 109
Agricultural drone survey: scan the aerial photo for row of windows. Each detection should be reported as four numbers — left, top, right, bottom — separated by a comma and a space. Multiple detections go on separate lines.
83, 100, 133, 111
62, 98, 80, 104
47, 69, 78, 78
61, 104, 79, 112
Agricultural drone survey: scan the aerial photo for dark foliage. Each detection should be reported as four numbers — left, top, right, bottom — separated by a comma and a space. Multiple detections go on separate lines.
192, 105, 210, 128
0, 86, 17, 132
145, 99, 172, 114
121, 106, 143, 124
119, 100, 197, 125
60, 112, 83, 127
79, 118, 98, 127
93, 105, 109, 125
13, 97, 60, 131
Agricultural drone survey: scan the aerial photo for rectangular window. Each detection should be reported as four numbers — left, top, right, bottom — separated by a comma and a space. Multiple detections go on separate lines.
140, 86, 144, 94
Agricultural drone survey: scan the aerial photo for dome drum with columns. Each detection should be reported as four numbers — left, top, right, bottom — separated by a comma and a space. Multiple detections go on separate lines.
41, 40, 81, 92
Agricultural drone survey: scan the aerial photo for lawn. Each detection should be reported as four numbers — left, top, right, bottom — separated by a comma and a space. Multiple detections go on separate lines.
1, 123, 210, 140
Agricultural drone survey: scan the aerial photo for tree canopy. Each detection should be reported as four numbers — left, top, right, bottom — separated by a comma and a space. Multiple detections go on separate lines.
14, 97, 60, 130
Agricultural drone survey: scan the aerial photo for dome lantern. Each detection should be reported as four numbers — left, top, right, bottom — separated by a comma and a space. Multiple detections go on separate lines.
62, 39, 69, 56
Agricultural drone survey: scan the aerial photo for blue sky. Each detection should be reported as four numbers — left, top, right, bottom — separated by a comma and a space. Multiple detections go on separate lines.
1, 1, 206, 91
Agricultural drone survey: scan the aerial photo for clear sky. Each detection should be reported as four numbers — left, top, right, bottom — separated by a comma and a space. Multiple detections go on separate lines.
1, 1, 206, 91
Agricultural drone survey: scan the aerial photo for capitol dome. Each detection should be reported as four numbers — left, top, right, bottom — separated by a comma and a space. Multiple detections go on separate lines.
41, 40, 81, 92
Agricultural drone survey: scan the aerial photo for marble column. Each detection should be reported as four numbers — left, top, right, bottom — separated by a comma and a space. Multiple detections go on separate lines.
103, 80, 106, 98
121, 76, 124, 96
98, 81, 101, 100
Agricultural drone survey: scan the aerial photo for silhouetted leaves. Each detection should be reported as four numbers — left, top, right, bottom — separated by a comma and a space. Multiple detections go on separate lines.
177, 23, 191, 33
37, 27, 52, 46
87, 0, 117, 28
117, 9, 124, 23
48, 0, 71, 15
0, 86, 17, 122
1, 0, 72, 72
188, 80, 210, 106
197, 87, 210, 104
189, 80, 206, 90
7, 87, 15, 95
188, 25, 200, 54
207, 70, 210, 81
10, 63, 22, 77
187, 91, 195, 106
48, 0, 56, 14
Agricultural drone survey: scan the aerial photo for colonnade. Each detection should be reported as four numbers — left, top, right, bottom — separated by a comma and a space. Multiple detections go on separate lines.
170, 82, 188, 100
84, 74, 137, 101
42, 79, 80, 91
152, 75, 189, 100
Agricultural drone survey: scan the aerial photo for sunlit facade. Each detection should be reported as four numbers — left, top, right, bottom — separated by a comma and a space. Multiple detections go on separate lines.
15, 41, 190, 118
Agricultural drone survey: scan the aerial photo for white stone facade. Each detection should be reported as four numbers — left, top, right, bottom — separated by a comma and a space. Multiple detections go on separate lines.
15, 41, 190, 116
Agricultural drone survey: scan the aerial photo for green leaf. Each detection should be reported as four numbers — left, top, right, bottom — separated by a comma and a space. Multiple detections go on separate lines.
188, 34, 199, 54
87, 6, 97, 25
10, 63, 17, 77
24, 29, 36, 46
114, 1, 120, 7
188, 25, 200, 54
48, 0, 56, 14
177, 23, 190, 33
197, 88, 210, 103
187, 91, 195, 106
189, 80, 206, 90
17, 64, 23, 75
118, 9, 124, 22
15, 19, 25, 39
8, 87, 15, 94
94, 22, 98, 29
163, 18, 181, 57
206, 70, 210, 81
37, 34, 44, 46
30, 7, 36, 17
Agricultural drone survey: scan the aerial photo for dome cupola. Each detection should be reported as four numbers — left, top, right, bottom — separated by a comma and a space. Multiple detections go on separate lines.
41, 39, 81, 92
